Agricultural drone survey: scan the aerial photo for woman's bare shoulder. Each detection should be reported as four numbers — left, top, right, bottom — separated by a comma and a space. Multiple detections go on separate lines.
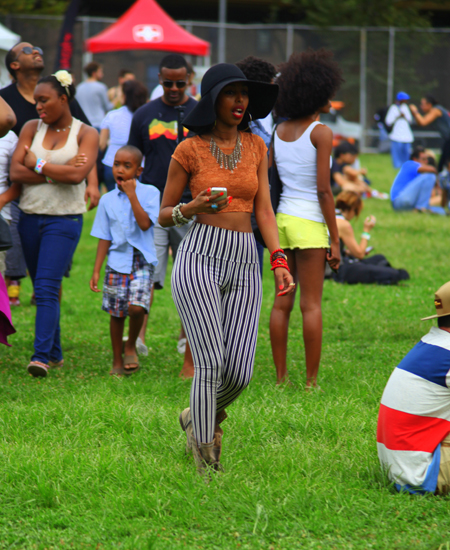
78, 123, 98, 138
20, 119, 39, 134
337, 217, 353, 233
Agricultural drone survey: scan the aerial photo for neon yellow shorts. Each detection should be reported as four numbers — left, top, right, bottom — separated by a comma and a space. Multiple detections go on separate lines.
276, 212, 329, 250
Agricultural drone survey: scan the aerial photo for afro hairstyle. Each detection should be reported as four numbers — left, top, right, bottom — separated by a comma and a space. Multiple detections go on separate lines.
275, 48, 343, 119
235, 56, 276, 84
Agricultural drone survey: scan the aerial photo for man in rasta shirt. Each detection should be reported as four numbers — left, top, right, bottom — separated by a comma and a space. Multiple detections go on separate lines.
128, 54, 196, 376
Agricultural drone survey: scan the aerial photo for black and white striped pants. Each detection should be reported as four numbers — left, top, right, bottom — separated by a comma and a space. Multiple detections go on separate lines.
172, 223, 262, 444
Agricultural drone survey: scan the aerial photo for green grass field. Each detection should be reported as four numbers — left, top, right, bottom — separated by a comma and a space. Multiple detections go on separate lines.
1, 153, 450, 550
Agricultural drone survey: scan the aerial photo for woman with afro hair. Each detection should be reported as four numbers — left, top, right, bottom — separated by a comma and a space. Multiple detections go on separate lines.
269, 48, 343, 388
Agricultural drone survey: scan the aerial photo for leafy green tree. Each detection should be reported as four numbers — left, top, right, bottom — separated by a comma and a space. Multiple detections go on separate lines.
275, 0, 431, 27
0, 0, 70, 15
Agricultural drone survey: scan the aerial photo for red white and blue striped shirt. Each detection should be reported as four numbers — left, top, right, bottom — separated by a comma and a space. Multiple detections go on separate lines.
377, 327, 450, 493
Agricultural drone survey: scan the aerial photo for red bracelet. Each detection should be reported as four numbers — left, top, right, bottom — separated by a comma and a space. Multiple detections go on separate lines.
270, 248, 286, 263
270, 258, 290, 272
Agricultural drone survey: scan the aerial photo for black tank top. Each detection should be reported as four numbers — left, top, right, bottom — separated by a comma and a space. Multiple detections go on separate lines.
434, 106, 450, 141
335, 209, 346, 257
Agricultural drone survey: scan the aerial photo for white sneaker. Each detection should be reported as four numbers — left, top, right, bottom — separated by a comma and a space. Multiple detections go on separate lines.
136, 337, 149, 356
371, 189, 389, 200
177, 337, 187, 354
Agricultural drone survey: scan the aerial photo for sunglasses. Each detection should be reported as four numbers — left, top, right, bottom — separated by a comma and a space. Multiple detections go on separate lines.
18, 46, 43, 56
162, 80, 187, 89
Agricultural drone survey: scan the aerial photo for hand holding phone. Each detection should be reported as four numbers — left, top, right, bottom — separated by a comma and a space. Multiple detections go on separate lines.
211, 187, 228, 200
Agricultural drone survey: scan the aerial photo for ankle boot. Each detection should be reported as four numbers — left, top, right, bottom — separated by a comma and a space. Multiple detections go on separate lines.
179, 408, 194, 455
213, 410, 227, 465
198, 441, 223, 478
180, 408, 225, 475
179, 408, 208, 473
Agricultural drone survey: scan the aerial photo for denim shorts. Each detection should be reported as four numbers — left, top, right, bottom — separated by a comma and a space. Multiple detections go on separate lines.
102, 251, 154, 318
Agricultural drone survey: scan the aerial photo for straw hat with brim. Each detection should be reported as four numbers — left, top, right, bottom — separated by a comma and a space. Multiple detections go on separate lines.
422, 281, 450, 320
183, 63, 279, 133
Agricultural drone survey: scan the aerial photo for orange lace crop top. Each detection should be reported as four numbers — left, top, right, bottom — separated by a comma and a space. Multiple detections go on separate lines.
171, 132, 267, 213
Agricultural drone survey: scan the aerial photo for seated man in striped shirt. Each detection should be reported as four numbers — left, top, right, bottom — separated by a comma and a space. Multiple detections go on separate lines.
377, 281, 450, 494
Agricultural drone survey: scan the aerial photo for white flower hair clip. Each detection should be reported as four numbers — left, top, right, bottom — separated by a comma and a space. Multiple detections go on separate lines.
52, 70, 73, 97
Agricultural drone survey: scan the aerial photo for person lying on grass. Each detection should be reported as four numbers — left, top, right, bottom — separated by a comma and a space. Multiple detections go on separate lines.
377, 281, 450, 495
89, 145, 159, 376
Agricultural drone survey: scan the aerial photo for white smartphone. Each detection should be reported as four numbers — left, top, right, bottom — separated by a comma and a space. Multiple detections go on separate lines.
210, 187, 228, 200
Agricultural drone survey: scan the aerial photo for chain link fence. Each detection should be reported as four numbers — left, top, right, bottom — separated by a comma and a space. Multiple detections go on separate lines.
2, 14, 450, 150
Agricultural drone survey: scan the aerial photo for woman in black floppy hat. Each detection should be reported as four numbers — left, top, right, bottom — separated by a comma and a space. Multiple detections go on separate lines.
158, 63, 294, 475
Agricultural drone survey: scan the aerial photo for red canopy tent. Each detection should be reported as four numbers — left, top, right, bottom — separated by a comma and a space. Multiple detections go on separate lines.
85, 0, 210, 56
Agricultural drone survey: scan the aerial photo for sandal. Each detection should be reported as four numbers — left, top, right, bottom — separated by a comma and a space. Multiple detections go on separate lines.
27, 361, 49, 378
109, 365, 125, 376
124, 354, 140, 373
48, 359, 64, 369
305, 385, 324, 393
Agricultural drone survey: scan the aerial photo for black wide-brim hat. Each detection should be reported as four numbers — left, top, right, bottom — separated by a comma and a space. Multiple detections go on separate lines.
183, 63, 279, 133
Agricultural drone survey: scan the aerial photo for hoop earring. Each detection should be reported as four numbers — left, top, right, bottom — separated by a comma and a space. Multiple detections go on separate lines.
243, 111, 252, 131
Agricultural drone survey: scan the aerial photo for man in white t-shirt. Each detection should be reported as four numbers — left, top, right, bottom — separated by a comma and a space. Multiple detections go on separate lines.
385, 91, 414, 169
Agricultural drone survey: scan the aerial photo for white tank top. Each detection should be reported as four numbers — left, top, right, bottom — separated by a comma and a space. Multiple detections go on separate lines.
20, 117, 87, 216
275, 120, 330, 223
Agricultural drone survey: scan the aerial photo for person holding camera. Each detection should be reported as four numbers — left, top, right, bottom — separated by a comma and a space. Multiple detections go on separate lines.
385, 92, 413, 169
409, 95, 450, 171
332, 191, 409, 285
158, 64, 294, 476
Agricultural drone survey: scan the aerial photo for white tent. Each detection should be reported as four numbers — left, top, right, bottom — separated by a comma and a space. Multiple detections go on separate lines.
0, 23, 20, 88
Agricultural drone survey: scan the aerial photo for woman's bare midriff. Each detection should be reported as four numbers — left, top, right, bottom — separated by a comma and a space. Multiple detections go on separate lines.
196, 211, 252, 233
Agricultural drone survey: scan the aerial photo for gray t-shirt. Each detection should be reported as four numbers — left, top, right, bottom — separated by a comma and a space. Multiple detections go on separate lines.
75, 80, 112, 129
435, 105, 450, 141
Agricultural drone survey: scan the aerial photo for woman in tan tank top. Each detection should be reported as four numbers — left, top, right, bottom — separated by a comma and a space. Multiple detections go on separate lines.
4, 71, 99, 378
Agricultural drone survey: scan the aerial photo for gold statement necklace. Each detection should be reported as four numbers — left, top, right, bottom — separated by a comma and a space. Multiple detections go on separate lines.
209, 133, 243, 172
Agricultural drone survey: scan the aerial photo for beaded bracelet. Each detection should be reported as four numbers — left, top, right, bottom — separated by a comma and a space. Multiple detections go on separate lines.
172, 203, 192, 228
361, 232, 371, 240
34, 158, 46, 174
270, 257, 290, 273
270, 248, 287, 264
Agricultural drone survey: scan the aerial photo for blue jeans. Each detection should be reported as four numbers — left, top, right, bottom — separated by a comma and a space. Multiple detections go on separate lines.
392, 173, 436, 211
18, 213, 83, 363
103, 164, 116, 192
390, 141, 411, 169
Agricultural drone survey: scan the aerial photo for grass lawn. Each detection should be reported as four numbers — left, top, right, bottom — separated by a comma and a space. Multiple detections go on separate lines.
1, 152, 450, 550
